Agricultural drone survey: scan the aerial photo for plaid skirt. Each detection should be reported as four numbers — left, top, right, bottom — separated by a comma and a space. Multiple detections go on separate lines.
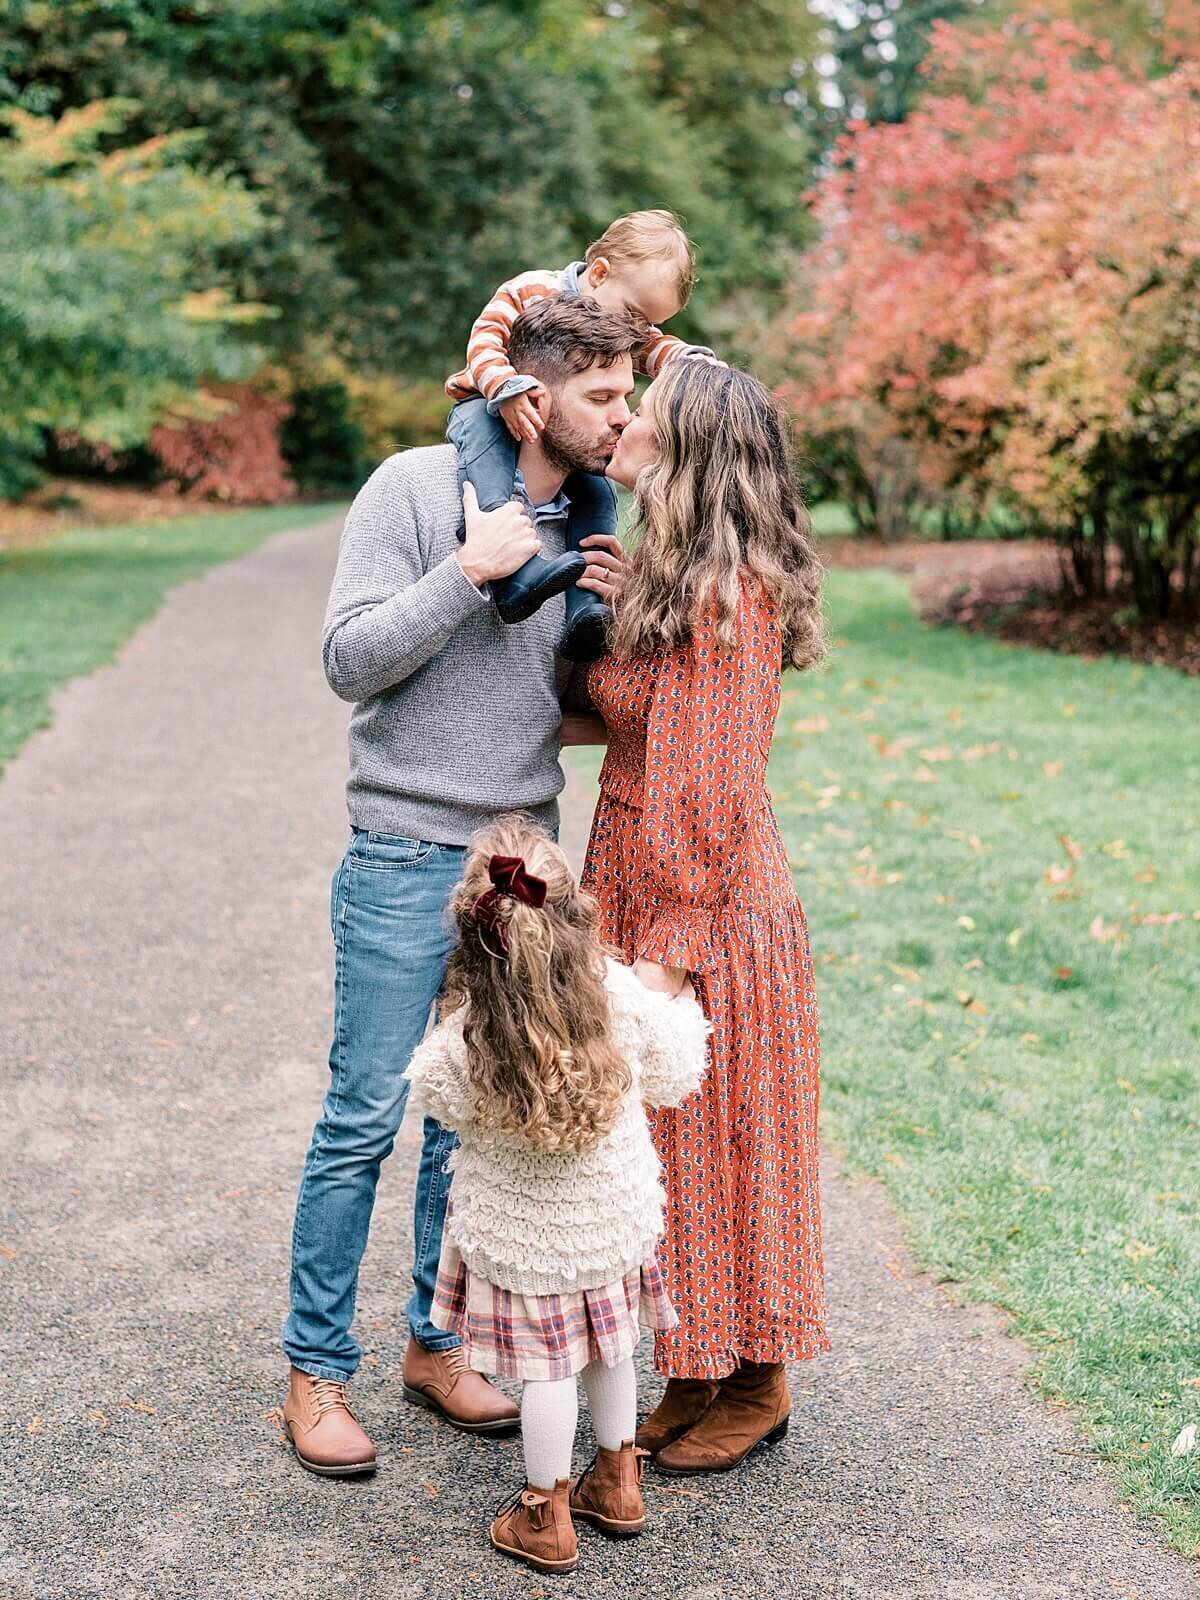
430, 1238, 679, 1382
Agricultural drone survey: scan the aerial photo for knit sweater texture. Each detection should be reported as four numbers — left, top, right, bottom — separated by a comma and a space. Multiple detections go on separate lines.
322, 444, 577, 845
403, 958, 710, 1296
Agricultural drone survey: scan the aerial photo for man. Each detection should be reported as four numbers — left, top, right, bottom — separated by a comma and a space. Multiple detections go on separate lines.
282, 298, 640, 1476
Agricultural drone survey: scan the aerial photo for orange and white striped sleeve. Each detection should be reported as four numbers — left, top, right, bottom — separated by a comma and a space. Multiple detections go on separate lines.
445, 270, 562, 403
636, 325, 713, 379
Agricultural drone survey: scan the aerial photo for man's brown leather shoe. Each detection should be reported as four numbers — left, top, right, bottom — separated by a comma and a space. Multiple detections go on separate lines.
570, 1439, 649, 1536
634, 1377, 719, 1456
402, 1339, 519, 1435
282, 1367, 377, 1477
655, 1359, 790, 1476
490, 1479, 578, 1573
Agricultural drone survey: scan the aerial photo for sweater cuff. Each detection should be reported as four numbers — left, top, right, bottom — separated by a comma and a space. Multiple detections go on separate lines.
426, 550, 492, 615
486, 374, 539, 416
635, 903, 714, 976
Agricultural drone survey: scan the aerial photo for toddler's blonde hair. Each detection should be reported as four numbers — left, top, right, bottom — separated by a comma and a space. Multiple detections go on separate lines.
441, 815, 631, 1156
585, 209, 696, 307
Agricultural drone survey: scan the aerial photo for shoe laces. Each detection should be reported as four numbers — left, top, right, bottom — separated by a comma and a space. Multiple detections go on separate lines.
438, 1345, 468, 1379
310, 1378, 352, 1419
495, 1483, 540, 1517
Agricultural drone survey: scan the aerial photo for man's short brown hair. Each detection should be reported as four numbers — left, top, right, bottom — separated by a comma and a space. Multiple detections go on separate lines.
508, 296, 644, 389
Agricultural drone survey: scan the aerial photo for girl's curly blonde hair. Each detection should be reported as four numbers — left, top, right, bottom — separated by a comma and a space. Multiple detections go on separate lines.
441, 816, 631, 1156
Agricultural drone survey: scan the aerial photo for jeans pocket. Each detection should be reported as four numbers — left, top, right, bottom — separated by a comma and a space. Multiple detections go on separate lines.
349, 830, 438, 870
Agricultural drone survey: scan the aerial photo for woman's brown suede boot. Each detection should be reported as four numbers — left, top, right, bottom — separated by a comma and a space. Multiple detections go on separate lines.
490, 1479, 578, 1573
655, 1360, 790, 1476
633, 1378, 720, 1456
570, 1439, 650, 1536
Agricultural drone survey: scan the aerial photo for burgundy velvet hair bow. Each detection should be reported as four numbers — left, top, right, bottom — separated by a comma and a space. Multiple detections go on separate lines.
470, 854, 548, 954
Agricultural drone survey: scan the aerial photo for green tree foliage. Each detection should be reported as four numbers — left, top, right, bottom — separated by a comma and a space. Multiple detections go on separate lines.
0, 96, 267, 496
823, 0, 991, 124
0, 0, 821, 382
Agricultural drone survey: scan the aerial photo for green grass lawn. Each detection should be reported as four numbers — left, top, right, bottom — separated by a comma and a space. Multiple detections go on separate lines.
0, 504, 344, 775
571, 567, 1200, 1558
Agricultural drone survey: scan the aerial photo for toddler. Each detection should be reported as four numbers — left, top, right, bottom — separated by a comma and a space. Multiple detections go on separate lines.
445, 209, 715, 660
403, 815, 709, 1575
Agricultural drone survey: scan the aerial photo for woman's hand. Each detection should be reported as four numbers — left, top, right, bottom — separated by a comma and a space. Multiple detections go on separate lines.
576, 533, 629, 606
633, 958, 690, 999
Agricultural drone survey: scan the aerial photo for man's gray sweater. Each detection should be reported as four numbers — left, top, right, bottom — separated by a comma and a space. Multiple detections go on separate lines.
323, 445, 576, 845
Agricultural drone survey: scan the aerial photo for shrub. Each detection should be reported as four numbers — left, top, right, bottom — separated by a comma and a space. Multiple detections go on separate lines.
150, 386, 295, 503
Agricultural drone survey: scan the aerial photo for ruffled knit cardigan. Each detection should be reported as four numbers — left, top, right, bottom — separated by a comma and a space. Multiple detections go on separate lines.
403, 957, 710, 1296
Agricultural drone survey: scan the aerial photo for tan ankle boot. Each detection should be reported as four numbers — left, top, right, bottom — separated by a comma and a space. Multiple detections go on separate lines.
282, 1367, 376, 1477
655, 1360, 790, 1477
570, 1439, 650, 1535
402, 1339, 519, 1435
490, 1479, 578, 1573
634, 1377, 719, 1456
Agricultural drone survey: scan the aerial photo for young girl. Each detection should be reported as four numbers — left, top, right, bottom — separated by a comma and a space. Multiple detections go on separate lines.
403, 815, 709, 1575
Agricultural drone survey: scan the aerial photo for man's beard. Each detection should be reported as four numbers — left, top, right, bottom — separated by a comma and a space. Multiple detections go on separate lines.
540, 411, 613, 478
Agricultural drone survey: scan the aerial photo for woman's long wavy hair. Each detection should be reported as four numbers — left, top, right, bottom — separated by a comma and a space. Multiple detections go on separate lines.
608, 360, 827, 669
441, 816, 631, 1156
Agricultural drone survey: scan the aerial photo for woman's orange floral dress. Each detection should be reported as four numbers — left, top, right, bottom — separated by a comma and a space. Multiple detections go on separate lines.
583, 575, 829, 1380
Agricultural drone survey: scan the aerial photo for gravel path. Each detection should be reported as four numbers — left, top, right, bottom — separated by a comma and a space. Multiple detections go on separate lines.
1, 515, 1195, 1600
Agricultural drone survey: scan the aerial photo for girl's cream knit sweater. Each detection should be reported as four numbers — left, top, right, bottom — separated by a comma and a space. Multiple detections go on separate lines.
403, 958, 710, 1296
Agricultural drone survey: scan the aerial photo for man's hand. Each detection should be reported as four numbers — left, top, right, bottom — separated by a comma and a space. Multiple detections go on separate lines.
576, 533, 629, 607
633, 957, 690, 999
456, 482, 541, 589
497, 384, 547, 444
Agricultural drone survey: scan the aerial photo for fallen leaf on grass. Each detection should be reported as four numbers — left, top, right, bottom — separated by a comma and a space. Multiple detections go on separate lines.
884, 1152, 904, 1168
1102, 839, 1131, 859
955, 992, 988, 1014
961, 742, 1001, 761
1135, 867, 1157, 883
1116, 1078, 1137, 1093
1171, 1425, 1197, 1457
1007, 929, 1023, 948
792, 716, 829, 734
914, 765, 938, 783
1124, 1240, 1158, 1261
1058, 835, 1083, 861
956, 916, 976, 930
1044, 864, 1074, 884
1020, 1032, 1041, 1044
1042, 762, 1063, 777
1090, 915, 1122, 943
1131, 912, 1183, 926
918, 746, 952, 762
869, 734, 916, 759
1054, 965, 1074, 980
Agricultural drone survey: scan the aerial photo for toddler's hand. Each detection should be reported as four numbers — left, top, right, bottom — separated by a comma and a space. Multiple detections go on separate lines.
498, 385, 547, 444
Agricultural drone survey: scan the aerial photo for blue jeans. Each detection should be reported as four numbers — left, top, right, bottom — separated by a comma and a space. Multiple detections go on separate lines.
283, 830, 467, 1380
447, 397, 617, 539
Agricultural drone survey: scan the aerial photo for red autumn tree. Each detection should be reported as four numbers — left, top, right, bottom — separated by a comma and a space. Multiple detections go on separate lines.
150, 385, 295, 504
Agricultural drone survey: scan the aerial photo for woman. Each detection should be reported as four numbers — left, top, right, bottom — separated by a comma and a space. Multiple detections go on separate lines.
580, 359, 829, 1476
